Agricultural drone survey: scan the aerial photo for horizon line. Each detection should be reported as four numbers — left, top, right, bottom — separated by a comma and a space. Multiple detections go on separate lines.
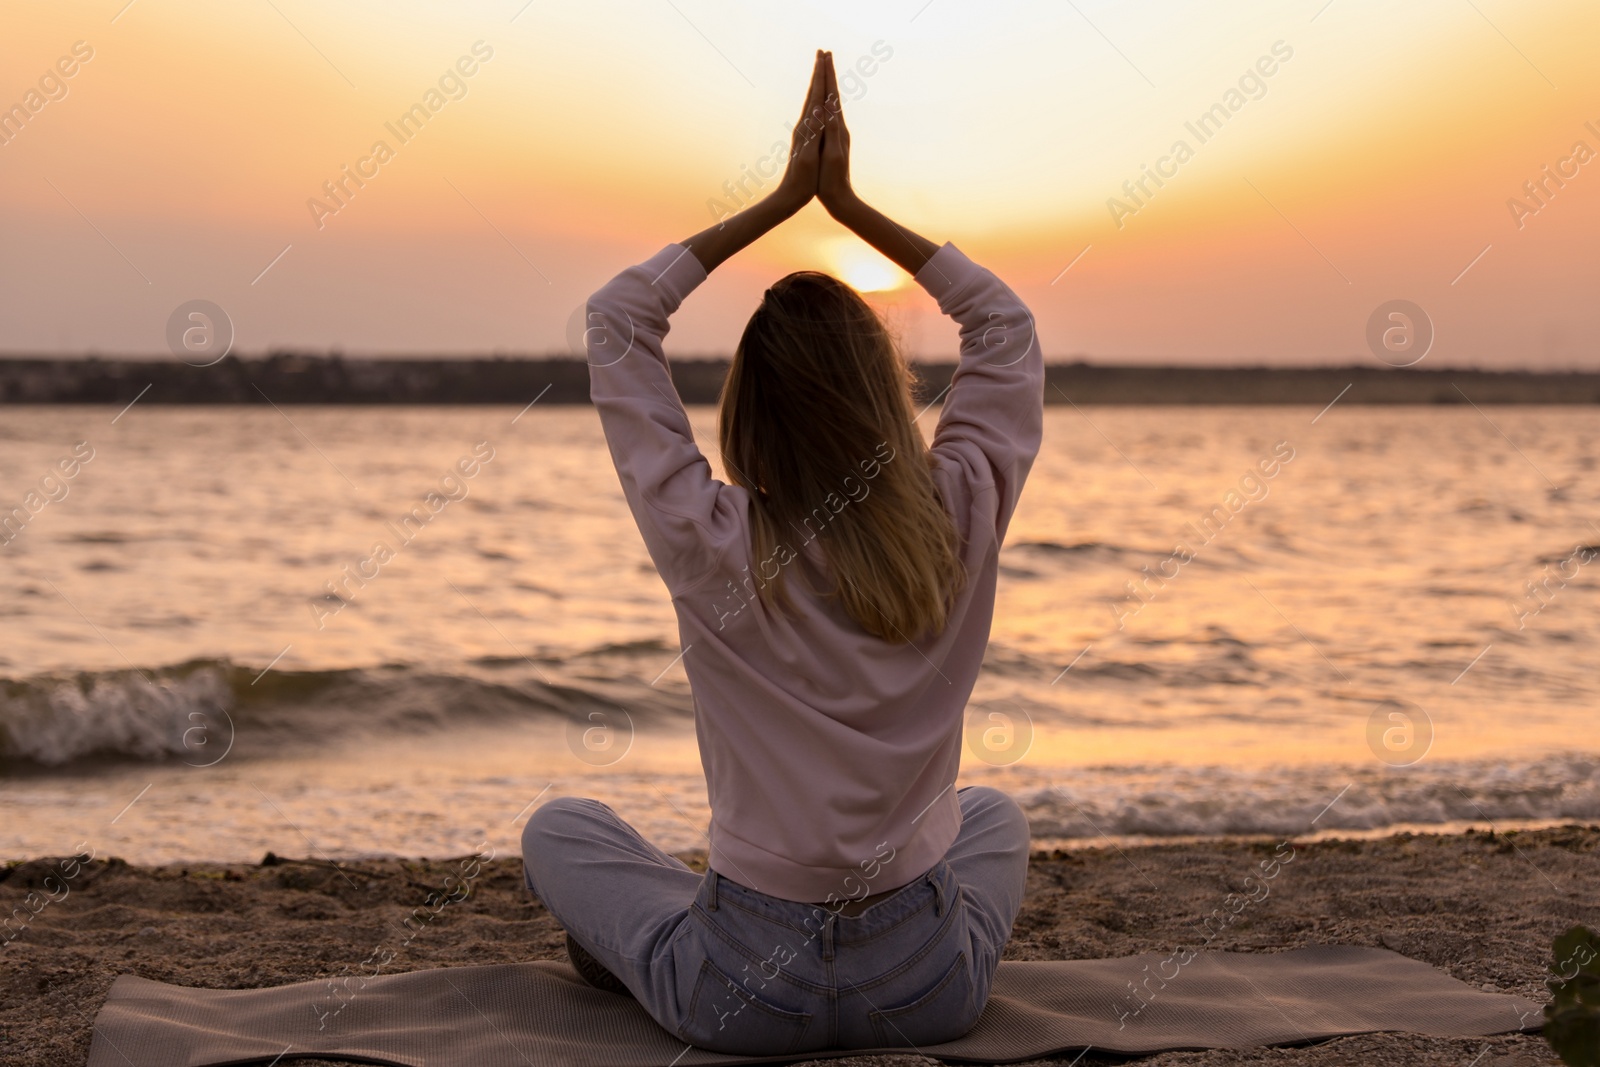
4, 353, 1600, 375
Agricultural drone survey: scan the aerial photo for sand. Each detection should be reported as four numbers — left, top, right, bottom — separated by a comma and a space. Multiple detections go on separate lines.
3, 825, 1594, 1067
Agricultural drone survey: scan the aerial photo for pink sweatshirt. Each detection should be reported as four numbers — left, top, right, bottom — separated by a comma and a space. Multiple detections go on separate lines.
586, 241, 1043, 903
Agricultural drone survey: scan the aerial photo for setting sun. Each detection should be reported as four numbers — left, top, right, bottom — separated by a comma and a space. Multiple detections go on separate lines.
824, 234, 905, 292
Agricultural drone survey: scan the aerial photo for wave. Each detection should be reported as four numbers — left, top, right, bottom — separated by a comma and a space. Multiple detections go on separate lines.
0, 657, 692, 769
3, 640, 1240, 769
1009, 540, 1133, 562
1017, 755, 1600, 839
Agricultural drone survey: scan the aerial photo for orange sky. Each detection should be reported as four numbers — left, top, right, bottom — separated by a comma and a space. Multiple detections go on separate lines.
1, 0, 1596, 366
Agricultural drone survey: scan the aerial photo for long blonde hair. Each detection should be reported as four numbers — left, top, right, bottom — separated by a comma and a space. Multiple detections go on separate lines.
717, 271, 965, 642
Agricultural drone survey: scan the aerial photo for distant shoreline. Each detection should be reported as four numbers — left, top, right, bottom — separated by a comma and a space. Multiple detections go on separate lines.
2, 355, 1598, 404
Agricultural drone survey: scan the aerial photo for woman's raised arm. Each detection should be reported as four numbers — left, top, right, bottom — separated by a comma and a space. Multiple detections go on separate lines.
815, 52, 940, 277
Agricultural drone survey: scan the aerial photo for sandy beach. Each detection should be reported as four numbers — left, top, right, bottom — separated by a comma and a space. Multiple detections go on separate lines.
4, 825, 1591, 1067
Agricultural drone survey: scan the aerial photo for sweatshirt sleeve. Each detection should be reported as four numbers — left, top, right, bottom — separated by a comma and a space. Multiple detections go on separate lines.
914, 243, 1045, 541
585, 244, 745, 596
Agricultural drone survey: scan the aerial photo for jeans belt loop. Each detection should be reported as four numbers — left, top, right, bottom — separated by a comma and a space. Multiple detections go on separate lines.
928, 869, 947, 917
706, 869, 719, 911
821, 912, 836, 962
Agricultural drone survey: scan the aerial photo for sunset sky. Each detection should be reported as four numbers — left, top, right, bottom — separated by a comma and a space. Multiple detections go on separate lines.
1, 0, 1596, 366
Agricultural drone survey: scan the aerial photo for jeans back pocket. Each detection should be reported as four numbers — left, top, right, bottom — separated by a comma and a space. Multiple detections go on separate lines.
868, 950, 979, 1048
679, 958, 814, 1055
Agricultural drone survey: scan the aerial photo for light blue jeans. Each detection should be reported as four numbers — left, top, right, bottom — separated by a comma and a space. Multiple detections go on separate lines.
521, 786, 1029, 1056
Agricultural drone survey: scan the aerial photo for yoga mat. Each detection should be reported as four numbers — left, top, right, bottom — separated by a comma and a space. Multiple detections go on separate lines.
88, 946, 1543, 1066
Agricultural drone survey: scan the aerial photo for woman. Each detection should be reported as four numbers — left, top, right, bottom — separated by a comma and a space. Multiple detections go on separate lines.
522, 50, 1044, 1055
